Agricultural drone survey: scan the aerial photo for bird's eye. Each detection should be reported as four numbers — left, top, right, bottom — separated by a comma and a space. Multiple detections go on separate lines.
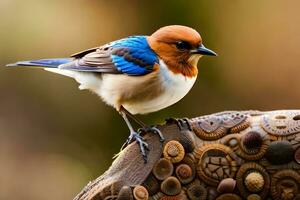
175, 41, 191, 50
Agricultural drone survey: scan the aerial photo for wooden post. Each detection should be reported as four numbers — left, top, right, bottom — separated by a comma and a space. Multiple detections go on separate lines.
74, 110, 300, 200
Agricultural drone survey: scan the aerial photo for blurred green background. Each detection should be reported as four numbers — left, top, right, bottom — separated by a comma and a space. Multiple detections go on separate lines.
1, 0, 300, 199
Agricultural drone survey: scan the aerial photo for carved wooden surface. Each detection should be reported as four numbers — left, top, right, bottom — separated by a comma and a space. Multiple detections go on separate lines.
74, 110, 300, 200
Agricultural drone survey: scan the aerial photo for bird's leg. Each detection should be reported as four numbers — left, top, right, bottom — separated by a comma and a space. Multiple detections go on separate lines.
119, 110, 149, 162
120, 106, 147, 127
120, 106, 165, 143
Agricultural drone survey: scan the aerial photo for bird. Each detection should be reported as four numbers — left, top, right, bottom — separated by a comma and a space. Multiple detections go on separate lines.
6, 25, 217, 161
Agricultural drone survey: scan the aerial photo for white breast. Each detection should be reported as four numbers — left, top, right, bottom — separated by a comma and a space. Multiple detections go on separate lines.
120, 60, 197, 114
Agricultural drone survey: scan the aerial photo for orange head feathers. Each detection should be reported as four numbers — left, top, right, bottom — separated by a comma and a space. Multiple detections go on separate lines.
147, 25, 217, 78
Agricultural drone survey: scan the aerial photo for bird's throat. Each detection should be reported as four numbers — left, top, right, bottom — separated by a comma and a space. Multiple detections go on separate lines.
162, 57, 198, 78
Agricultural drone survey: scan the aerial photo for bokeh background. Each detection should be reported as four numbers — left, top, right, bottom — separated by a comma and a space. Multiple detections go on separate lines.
1, 0, 300, 199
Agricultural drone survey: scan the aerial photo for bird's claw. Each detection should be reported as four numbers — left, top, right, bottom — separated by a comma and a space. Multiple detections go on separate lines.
134, 133, 149, 162
138, 126, 165, 142
121, 132, 149, 163
121, 126, 164, 163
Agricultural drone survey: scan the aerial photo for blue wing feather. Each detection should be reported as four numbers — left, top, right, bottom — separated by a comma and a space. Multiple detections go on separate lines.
112, 55, 149, 75
110, 36, 158, 75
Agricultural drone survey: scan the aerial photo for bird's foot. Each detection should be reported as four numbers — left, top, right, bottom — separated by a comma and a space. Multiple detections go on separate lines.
138, 126, 165, 143
121, 132, 149, 162
120, 126, 164, 163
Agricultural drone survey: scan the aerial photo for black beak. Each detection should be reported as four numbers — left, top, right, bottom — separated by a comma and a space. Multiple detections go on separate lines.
191, 44, 217, 56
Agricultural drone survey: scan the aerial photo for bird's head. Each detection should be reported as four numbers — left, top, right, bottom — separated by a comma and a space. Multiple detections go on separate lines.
147, 25, 217, 77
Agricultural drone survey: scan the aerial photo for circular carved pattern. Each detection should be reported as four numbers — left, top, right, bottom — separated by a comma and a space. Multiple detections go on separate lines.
163, 140, 185, 163
261, 111, 300, 136
222, 113, 250, 133
190, 116, 227, 140
236, 162, 270, 199
186, 181, 207, 200
189, 112, 249, 140
195, 144, 239, 186
271, 169, 300, 200
152, 158, 174, 180
244, 172, 265, 193
152, 158, 174, 181
160, 176, 181, 196
175, 164, 193, 185
179, 154, 196, 185
133, 185, 148, 200
243, 131, 263, 150
236, 132, 270, 161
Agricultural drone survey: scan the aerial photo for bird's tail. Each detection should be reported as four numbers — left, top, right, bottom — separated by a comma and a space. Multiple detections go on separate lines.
6, 58, 72, 68
5, 58, 93, 88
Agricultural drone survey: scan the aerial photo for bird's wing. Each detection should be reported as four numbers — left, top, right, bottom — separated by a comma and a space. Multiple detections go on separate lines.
60, 36, 159, 76
71, 47, 99, 59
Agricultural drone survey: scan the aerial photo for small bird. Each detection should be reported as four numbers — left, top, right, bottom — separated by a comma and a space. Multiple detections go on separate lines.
7, 25, 217, 161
